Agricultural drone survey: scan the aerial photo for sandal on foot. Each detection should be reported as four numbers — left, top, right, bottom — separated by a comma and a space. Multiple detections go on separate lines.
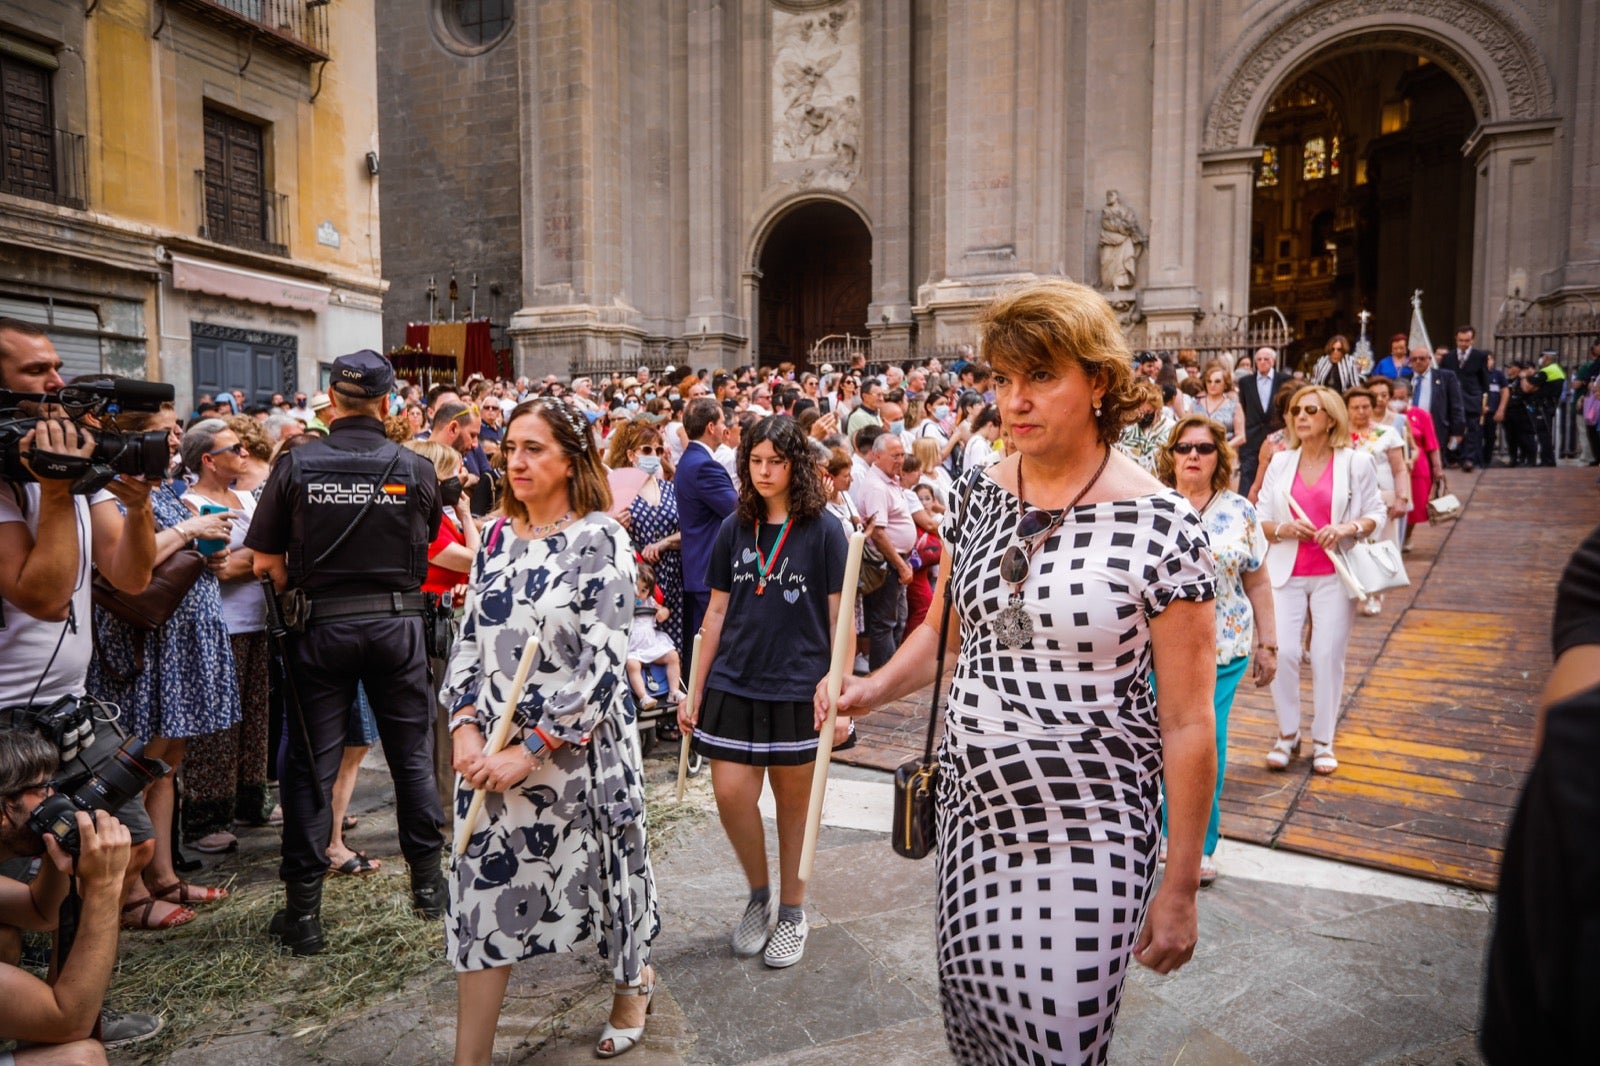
1199, 854, 1220, 887
148, 880, 229, 905
191, 831, 238, 854
596, 969, 655, 1059
330, 851, 381, 876
121, 897, 196, 931
1312, 741, 1338, 775
1265, 732, 1301, 771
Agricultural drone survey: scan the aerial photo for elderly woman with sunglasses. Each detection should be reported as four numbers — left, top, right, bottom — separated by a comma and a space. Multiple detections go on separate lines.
1256, 385, 1387, 775
1155, 417, 1277, 885
177, 420, 272, 851
826, 279, 1217, 1064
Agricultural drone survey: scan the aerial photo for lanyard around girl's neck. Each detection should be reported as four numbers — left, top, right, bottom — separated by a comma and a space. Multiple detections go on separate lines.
753, 514, 795, 595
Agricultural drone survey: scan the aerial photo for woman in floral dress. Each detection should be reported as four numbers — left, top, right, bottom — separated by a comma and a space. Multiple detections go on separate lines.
88, 403, 239, 925
1156, 416, 1277, 884
445, 397, 659, 1063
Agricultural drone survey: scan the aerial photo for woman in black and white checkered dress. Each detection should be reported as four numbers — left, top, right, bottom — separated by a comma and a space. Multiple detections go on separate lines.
825, 280, 1219, 1064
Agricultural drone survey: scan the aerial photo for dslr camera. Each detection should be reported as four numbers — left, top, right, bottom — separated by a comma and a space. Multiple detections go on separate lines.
0, 376, 175, 494
26, 737, 169, 856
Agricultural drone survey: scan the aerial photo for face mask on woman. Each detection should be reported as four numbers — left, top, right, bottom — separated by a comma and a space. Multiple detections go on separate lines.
933, 404, 951, 421
440, 476, 464, 507
637, 455, 663, 476
1388, 399, 1409, 414
626, 401, 640, 413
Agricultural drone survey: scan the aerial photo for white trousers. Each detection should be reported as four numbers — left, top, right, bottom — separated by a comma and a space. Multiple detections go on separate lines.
1270, 573, 1356, 745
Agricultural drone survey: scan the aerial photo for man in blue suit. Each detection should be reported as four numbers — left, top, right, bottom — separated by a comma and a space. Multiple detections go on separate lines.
676, 397, 738, 658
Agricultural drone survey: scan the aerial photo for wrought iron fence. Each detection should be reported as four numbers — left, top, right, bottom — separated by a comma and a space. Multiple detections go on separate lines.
1150, 319, 1298, 371
0, 128, 86, 210
195, 169, 290, 256
174, 0, 330, 60
568, 340, 687, 382
1495, 305, 1600, 460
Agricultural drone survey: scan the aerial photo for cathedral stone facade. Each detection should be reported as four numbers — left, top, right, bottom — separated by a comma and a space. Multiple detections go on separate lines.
379, 1, 1596, 377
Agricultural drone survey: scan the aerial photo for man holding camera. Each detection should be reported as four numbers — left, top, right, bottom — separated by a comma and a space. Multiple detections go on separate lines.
0, 730, 136, 1065
248, 349, 446, 956
0, 319, 167, 1048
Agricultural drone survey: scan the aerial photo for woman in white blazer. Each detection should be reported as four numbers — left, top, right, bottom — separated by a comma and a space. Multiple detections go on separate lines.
1255, 385, 1387, 774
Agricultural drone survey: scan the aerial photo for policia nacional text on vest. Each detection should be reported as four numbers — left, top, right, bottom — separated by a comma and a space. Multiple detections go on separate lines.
244, 348, 446, 955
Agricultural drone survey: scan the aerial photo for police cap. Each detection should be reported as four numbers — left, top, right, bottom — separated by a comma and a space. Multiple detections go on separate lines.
329, 349, 395, 398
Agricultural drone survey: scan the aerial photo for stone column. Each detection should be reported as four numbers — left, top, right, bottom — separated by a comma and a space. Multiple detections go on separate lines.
683, 0, 743, 364
1196, 147, 1262, 328
864, 0, 914, 339
1465, 119, 1558, 345
916, 0, 1056, 342
1546, 8, 1600, 299
1141, 0, 1203, 334
509, 0, 643, 380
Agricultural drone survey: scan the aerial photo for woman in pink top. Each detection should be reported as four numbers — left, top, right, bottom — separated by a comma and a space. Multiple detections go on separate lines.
1255, 386, 1387, 774
1390, 377, 1443, 549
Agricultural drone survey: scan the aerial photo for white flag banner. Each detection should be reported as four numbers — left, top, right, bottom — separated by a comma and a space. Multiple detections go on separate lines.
1408, 290, 1433, 356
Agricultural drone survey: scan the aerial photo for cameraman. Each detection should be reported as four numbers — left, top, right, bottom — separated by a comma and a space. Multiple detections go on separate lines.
0, 321, 167, 1044
0, 729, 132, 1064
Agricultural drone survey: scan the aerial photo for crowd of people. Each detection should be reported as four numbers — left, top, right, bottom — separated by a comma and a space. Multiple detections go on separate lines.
0, 289, 1593, 1064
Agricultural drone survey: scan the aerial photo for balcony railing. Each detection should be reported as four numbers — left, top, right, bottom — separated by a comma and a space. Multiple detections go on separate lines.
195, 169, 290, 257
173, 0, 330, 62
0, 128, 86, 210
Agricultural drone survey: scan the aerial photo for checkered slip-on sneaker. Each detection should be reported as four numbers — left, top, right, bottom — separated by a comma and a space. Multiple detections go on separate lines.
731, 896, 776, 957
762, 914, 809, 969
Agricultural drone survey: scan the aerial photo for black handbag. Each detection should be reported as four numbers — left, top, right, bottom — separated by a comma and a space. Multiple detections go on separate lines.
891, 473, 974, 859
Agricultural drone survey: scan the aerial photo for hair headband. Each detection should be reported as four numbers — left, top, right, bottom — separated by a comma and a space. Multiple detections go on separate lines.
538, 396, 592, 448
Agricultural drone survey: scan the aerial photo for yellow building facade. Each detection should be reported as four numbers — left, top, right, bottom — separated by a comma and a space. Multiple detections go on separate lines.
0, 0, 382, 407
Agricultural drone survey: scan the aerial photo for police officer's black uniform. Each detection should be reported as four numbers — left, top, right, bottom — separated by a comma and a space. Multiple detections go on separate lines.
245, 350, 445, 954
1504, 367, 1538, 467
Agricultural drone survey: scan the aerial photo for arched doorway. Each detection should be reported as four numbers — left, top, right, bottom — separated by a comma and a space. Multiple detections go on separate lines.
1199, 2, 1558, 362
756, 200, 871, 370
1249, 54, 1476, 367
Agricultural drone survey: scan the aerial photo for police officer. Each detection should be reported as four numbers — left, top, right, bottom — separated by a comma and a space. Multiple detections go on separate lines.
246, 349, 446, 955
1531, 350, 1566, 468
1503, 362, 1539, 467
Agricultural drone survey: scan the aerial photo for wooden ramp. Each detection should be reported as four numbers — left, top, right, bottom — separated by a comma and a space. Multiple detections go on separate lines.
838, 466, 1600, 890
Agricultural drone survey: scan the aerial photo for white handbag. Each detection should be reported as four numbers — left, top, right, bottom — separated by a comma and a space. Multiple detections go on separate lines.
1342, 538, 1410, 595
1427, 476, 1461, 523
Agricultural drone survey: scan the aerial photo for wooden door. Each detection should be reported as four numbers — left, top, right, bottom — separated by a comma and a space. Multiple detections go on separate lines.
204, 109, 266, 244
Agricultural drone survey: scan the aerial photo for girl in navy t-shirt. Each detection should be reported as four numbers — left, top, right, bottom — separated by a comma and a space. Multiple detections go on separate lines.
681, 415, 848, 970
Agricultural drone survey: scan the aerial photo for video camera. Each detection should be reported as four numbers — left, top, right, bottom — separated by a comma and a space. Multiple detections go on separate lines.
0, 376, 175, 494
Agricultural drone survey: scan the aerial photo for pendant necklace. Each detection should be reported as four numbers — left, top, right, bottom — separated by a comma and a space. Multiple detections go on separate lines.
753, 514, 795, 595
994, 448, 1111, 650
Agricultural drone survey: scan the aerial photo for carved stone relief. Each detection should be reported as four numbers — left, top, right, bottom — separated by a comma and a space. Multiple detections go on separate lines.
1205, 0, 1554, 151
771, 0, 861, 191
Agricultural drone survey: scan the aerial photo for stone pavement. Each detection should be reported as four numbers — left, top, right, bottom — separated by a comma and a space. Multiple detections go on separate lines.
134, 759, 1494, 1066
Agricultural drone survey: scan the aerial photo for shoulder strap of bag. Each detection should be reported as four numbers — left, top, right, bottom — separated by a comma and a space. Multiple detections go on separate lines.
920, 471, 981, 763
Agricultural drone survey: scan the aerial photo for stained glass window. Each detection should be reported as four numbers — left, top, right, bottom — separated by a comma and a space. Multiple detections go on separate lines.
1257, 147, 1279, 188
1303, 136, 1327, 180
1330, 135, 1341, 177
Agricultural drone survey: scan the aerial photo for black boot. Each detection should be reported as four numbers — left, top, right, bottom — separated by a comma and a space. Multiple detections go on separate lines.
268, 877, 325, 956
410, 854, 447, 920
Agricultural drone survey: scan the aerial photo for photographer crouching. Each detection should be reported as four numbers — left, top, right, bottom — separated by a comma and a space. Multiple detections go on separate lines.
0, 730, 134, 1066
0, 318, 167, 1048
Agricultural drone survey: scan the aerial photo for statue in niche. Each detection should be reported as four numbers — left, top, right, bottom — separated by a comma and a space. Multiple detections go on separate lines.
1098, 189, 1147, 291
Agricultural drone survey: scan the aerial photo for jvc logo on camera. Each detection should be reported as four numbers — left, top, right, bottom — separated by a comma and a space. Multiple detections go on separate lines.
307, 480, 407, 505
